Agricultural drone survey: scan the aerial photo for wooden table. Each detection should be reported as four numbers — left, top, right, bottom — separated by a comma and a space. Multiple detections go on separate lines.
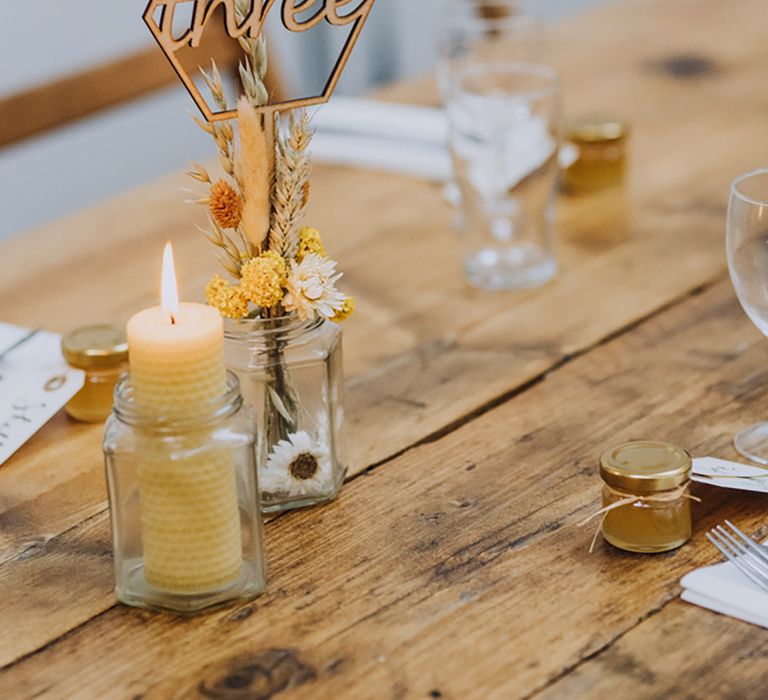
2, 0, 768, 696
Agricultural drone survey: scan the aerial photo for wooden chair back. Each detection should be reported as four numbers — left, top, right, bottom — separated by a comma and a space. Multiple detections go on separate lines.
0, 24, 282, 149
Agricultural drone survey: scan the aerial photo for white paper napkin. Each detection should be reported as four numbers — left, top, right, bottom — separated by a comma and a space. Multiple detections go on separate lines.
312, 96, 449, 147
681, 457, 768, 627
681, 551, 768, 628
309, 97, 579, 183
311, 131, 453, 182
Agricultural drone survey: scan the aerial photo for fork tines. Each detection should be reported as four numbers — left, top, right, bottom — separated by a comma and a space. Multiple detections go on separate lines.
706, 520, 768, 592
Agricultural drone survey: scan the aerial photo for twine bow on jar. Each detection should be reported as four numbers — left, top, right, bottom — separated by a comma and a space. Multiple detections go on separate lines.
577, 481, 701, 553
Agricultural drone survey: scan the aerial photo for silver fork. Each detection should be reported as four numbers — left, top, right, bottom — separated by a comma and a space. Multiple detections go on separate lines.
706, 520, 768, 592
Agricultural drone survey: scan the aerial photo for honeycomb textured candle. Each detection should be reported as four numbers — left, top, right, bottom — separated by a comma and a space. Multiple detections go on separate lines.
128, 303, 228, 412
127, 303, 242, 593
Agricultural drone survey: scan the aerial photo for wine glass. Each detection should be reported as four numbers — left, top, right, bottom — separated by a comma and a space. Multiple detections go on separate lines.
726, 168, 768, 463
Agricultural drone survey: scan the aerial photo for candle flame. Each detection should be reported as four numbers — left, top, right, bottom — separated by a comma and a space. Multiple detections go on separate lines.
161, 242, 180, 324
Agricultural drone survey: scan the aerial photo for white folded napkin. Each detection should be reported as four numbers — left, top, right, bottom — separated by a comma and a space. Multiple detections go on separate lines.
681, 545, 768, 628
312, 96, 449, 147
309, 96, 578, 183
311, 131, 452, 182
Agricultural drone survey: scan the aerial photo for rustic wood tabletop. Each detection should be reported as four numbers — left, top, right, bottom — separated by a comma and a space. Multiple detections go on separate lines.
1, 0, 768, 697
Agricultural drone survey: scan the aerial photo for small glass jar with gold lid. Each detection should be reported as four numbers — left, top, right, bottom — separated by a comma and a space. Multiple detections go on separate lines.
600, 441, 694, 553
61, 325, 128, 423
564, 117, 629, 194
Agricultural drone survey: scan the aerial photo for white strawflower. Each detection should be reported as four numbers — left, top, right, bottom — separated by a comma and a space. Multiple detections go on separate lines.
283, 253, 346, 320
260, 431, 333, 497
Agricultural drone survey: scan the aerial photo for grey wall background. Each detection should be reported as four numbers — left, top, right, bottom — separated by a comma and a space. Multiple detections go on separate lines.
0, 1, 608, 241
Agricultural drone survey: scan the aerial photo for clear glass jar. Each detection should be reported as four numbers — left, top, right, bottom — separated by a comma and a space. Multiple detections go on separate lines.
224, 315, 346, 514
103, 372, 267, 613
600, 441, 693, 553
62, 324, 128, 423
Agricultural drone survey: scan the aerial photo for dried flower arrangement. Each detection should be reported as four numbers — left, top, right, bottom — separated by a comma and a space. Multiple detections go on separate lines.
185, 10, 351, 508
186, 22, 354, 324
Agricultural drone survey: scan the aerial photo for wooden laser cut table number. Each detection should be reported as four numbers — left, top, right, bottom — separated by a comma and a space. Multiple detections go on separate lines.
143, 0, 377, 121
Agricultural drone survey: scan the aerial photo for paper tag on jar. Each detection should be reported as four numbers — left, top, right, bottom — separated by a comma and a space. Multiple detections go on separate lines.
692, 457, 768, 494
0, 322, 85, 466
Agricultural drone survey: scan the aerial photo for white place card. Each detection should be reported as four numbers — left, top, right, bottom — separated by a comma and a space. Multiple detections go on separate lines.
0, 322, 85, 466
692, 456, 768, 494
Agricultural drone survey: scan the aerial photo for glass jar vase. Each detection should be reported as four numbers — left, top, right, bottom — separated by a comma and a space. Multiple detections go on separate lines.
224, 315, 347, 514
103, 372, 267, 613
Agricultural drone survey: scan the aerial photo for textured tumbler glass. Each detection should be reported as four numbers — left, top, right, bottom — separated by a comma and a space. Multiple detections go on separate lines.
447, 62, 562, 290
438, 1, 546, 212
438, 0, 546, 97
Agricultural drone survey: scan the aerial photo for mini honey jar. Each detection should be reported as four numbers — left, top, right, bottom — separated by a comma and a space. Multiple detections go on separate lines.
599, 441, 694, 553
61, 325, 128, 423
564, 117, 629, 194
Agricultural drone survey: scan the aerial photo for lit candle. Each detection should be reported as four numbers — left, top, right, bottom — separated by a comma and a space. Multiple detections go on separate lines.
127, 243, 227, 413
126, 243, 242, 594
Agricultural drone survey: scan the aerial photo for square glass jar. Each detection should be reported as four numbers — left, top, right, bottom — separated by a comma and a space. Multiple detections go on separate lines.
224, 316, 347, 513
103, 372, 267, 613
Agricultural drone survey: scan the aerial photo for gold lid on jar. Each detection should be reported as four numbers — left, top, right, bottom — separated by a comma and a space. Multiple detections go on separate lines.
600, 441, 692, 495
62, 324, 129, 371
564, 117, 629, 193
566, 118, 629, 145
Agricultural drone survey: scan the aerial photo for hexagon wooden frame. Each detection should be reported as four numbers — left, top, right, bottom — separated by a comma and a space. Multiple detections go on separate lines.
143, 0, 376, 122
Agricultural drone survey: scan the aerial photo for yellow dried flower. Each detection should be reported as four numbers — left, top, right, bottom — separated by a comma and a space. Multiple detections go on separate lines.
262, 250, 288, 284
209, 180, 243, 230
297, 227, 327, 262
331, 296, 356, 323
205, 275, 249, 319
240, 251, 287, 308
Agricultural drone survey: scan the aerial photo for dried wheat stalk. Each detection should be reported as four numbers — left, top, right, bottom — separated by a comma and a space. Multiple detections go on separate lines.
185, 161, 211, 184
196, 61, 238, 180
268, 112, 312, 258
199, 215, 245, 279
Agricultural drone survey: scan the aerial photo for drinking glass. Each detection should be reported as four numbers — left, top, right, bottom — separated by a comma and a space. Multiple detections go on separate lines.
726, 168, 768, 463
438, 0, 547, 98
438, 1, 547, 212
447, 62, 562, 290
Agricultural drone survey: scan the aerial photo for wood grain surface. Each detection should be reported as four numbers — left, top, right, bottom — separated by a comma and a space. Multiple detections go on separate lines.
1, 0, 767, 697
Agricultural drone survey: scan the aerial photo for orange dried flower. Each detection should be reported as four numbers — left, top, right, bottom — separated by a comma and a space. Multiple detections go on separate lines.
209, 180, 243, 230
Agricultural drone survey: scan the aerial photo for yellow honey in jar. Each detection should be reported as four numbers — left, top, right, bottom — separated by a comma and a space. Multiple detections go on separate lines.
62, 325, 128, 423
564, 118, 629, 194
600, 441, 693, 553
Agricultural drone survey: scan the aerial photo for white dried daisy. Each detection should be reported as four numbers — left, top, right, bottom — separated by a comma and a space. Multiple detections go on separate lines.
283, 253, 347, 321
260, 431, 333, 497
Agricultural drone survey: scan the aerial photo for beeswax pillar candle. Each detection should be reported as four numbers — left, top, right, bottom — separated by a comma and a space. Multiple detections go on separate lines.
126, 244, 242, 593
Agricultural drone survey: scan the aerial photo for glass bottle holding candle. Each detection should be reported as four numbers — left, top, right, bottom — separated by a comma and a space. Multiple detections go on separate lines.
103, 245, 267, 613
